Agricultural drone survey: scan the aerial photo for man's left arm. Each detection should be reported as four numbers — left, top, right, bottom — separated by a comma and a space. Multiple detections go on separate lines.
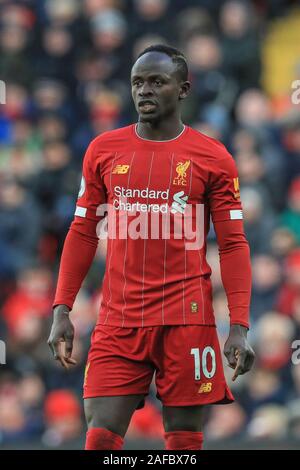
214, 218, 255, 381
208, 148, 255, 381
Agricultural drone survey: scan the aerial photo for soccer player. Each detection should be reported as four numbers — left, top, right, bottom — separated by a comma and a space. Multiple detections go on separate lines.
48, 44, 255, 451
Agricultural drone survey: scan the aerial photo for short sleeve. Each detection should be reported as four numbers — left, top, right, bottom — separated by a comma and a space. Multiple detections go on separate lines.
207, 151, 243, 224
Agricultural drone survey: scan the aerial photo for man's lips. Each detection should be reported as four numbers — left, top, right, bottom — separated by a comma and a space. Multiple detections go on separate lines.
138, 101, 157, 112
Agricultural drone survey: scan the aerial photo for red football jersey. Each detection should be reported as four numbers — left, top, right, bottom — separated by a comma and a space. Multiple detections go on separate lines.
54, 123, 250, 327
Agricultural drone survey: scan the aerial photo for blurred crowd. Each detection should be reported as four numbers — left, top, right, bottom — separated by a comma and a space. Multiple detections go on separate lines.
1, 0, 300, 448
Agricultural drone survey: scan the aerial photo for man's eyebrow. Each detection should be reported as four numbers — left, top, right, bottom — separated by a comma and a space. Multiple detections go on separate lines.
131, 73, 170, 81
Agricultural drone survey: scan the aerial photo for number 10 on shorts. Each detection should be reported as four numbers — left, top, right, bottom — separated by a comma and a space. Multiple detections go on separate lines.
190, 347, 216, 381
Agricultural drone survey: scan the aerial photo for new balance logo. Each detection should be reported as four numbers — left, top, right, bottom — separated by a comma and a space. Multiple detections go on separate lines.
112, 164, 130, 174
171, 191, 188, 214
198, 382, 212, 393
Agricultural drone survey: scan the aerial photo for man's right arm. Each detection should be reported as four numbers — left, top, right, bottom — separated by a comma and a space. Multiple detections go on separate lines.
48, 138, 106, 368
47, 227, 99, 368
52, 226, 99, 310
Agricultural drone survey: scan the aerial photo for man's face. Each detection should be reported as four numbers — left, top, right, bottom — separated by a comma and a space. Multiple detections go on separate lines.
131, 51, 189, 123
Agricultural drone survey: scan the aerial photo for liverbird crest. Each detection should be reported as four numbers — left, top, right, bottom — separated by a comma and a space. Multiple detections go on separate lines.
173, 160, 190, 186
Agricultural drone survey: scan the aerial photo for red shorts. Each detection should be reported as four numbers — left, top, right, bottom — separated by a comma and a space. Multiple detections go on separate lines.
83, 324, 234, 407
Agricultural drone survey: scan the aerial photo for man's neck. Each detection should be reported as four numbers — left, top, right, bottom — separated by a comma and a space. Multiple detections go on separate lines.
136, 119, 184, 141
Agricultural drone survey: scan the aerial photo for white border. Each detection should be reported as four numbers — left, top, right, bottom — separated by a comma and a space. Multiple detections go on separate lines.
135, 123, 186, 142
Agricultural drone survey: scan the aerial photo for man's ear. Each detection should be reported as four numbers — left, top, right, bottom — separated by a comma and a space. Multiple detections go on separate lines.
179, 81, 191, 100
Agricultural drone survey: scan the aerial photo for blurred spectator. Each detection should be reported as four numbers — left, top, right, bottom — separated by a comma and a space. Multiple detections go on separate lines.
175, 7, 215, 44
0, 371, 44, 443
37, 114, 68, 144
131, 0, 171, 41
32, 79, 76, 127
0, 392, 28, 443
250, 255, 281, 320
277, 249, 300, 318
18, 374, 45, 437
291, 364, 300, 400
34, 26, 76, 90
235, 88, 272, 131
288, 399, 300, 439
232, 127, 286, 211
205, 403, 247, 440
281, 177, 300, 245
247, 405, 288, 439
219, 1, 261, 91
127, 401, 164, 439
183, 33, 233, 127
1, 266, 53, 337
0, 181, 41, 277
254, 311, 295, 370
42, 390, 82, 446
1, 83, 31, 132
90, 9, 127, 53
44, 0, 80, 27
83, 0, 124, 17
271, 227, 297, 259
281, 116, 300, 186
89, 9, 130, 82
0, 3, 34, 87
239, 367, 289, 415
240, 188, 276, 255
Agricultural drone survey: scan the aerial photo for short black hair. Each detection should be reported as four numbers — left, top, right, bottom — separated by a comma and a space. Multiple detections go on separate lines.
136, 44, 188, 82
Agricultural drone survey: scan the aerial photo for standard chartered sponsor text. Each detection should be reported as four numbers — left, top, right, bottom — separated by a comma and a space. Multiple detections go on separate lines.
114, 185, 169, 200
114, 199, 169, 213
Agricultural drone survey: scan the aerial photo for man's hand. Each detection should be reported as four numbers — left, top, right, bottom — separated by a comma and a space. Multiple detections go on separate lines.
223, 324, 255, 381
47, 305, 77, 369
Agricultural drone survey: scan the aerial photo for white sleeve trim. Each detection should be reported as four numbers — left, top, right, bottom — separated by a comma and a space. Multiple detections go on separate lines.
75, 206, 87, 217
230, 209, 243, 220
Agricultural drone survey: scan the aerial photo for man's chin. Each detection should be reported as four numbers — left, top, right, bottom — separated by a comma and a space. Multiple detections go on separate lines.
138, 113, 159, 123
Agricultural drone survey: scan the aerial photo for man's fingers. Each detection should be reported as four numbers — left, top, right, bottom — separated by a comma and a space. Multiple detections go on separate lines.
64, 334, 74, 359
48, 338, 61, 359
232, 351, 242, 381
56, 353, 77, 369
55, 355, 77, 369
232, 363, 244, 381
66, 357, 77, 365
48, 338, 76, 368
58, 355, 70, 369
232, 350, 251, 381
224, 346, 237, 369
52, 340, 68, 367
48, 316, 76, 369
